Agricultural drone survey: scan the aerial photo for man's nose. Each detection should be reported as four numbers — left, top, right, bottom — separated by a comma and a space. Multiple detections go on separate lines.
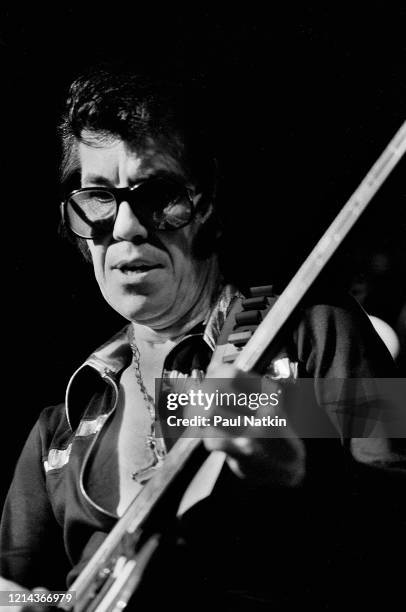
112, 201, 148, 241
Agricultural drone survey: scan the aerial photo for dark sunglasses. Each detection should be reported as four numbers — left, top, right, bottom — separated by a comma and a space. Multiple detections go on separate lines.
61, 177, 196, 239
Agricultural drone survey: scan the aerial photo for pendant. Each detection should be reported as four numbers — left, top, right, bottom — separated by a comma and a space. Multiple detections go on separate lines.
131, 455, 165, 483
131, 436, 166, 483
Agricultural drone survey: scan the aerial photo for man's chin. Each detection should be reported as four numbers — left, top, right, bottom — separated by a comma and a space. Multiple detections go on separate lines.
110, 294, 170, 325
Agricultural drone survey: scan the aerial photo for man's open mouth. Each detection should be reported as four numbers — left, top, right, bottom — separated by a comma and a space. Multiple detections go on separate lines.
116, 262, 162, 273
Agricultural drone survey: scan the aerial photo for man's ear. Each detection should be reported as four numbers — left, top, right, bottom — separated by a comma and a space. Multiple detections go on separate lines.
193, 198, 223, 259
195, 195, 214, 223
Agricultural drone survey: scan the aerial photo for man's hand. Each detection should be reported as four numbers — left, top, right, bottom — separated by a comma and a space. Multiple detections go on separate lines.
198, 363, 306, 487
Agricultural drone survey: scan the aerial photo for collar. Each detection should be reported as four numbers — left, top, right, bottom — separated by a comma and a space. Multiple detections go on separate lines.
64, 284, 243, 429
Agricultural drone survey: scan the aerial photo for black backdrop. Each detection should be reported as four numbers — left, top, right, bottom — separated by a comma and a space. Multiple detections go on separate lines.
1, 5, 405, 505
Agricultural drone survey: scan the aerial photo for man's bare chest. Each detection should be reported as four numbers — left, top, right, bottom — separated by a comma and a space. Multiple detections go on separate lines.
85, 341, 175, 516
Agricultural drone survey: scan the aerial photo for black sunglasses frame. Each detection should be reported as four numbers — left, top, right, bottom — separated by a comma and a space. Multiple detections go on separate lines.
61, 179, 197, 239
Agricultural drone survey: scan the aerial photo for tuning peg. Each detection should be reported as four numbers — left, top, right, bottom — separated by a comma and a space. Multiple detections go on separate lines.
242, 296, 270, 310
228, 330, 253, 347
235, 310, 262, 326
249, 285, 274, 297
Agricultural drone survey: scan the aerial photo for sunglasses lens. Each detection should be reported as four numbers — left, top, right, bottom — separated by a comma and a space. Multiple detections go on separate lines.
66, 190, 116, 238
136, 180, 193, 230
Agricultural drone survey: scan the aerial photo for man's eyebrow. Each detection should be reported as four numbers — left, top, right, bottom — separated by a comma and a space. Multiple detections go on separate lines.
134, 169, 186, 182
82, 169, 187, 187
81, 174, 115, 186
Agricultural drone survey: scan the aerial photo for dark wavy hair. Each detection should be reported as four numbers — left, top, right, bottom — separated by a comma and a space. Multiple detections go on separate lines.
59, 66, 220, 260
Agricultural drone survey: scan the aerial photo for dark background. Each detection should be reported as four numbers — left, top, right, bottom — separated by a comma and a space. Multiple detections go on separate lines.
0, 5, 405, 505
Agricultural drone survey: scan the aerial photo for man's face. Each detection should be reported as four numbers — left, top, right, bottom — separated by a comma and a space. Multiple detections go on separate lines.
79, 133, 212, 329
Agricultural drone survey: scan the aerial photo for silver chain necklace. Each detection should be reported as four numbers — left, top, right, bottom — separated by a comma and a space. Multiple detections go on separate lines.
129, 328, 166, 483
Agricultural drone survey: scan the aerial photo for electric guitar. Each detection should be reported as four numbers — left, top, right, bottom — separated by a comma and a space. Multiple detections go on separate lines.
58, 120, 406, 611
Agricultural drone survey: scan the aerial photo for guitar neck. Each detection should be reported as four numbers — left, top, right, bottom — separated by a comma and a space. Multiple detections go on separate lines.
235, 120, 406, 372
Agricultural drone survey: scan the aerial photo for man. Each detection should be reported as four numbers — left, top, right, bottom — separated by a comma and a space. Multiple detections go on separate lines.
0, 67, 404, 610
